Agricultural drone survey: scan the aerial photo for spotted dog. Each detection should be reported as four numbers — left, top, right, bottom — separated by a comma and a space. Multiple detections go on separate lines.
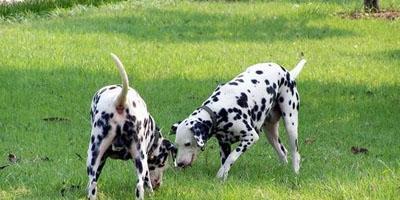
171, 59, 306, 180
87, 54, 177, 200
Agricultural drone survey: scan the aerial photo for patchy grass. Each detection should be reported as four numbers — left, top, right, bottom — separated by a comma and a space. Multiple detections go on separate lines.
0, 0, 399, 199
338, 9, 400, 20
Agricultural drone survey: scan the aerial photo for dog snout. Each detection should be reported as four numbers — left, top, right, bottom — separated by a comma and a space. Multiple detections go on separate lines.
177, 162, 185, 167
152, 178, 161, 189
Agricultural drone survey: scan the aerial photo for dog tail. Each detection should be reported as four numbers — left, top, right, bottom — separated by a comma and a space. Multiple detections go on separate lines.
110, 53, 129, 110
290, 59, 306, 80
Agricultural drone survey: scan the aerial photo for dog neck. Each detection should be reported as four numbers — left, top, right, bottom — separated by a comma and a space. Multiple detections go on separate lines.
199, 105, 217, 131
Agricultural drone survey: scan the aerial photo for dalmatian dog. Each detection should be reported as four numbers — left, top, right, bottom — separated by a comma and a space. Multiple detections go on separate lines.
171, 59, 306, 180
86, 54, 177, 200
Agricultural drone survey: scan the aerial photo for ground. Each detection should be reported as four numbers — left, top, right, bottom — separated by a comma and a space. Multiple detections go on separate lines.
0, 0, 399, 199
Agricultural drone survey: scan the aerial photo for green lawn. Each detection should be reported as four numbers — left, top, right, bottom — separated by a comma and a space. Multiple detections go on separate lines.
1, 0, 399, 199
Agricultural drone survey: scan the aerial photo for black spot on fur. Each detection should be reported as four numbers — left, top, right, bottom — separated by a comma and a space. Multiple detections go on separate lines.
280, 145, 286, 153
251, 79, 258, 84
243, 120, 252, 131
256, 112, 262, 121
233, 114, 241, 120
280, 77, 285, 87
229, 82, 238, 86
285, 72, 297, 95
256, 70, 263, 75
93, 94, 101, 104
135, 158, 143, 173
237, 93, 248, 108
99, 88, 107, 95
266, 86, 274, 94
266, 86, 277, 102
222, 122, 233, 131
90, 154, 97, 166
279, 65, 286, 72
218, 108, 229, 122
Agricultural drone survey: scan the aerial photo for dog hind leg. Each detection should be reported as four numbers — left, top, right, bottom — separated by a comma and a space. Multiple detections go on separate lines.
263, 106, 288, 164
87, 127, 115, 200
278, 90, 301, 174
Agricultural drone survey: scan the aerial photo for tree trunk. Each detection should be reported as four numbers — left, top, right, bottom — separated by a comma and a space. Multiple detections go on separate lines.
364, 0, 380, 13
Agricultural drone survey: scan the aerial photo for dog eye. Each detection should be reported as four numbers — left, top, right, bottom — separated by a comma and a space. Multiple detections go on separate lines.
184, 142, 191, 147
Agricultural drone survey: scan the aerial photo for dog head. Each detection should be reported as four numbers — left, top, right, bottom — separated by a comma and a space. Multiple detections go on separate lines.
170, 118, 211, 168
147, 129, 177, 189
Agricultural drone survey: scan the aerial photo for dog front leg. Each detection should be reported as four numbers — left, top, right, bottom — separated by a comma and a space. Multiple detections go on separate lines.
218, 141, 231, 165
216, 129, 259, 181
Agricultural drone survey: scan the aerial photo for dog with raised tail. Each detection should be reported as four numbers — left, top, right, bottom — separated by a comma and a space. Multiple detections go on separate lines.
86, 53, 176, 200
171, 59, 306, 181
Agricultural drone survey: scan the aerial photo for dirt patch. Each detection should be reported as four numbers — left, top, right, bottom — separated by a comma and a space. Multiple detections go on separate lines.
339, 10, 400, 21
351, 146, 369, 154
42, 117, 71, 122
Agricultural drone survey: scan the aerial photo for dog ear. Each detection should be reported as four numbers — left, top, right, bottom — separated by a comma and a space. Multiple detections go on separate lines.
162, 139, 177, 163
170, 121, 181, 135
190, 122, 210, 148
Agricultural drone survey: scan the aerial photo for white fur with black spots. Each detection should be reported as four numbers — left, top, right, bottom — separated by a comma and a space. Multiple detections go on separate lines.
171, 59, 306, 180
87, 54, 176, 200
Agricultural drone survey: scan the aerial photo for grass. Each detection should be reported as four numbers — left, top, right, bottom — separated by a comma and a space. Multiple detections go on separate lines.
0, 0, 126, 18
0, 0, 399, 199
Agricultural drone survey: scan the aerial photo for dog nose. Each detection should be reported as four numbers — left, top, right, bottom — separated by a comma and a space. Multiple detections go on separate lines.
152, 179, 161, 188
177, 162, 185, 167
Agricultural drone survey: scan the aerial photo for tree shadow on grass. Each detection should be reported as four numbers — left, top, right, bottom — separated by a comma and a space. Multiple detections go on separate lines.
0, 0, 127, 18
374, 49, 400, 60
33, 8, 355, 43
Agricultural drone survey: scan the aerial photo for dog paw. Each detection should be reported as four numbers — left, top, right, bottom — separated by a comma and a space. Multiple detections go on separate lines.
216, 167, 228, 181
281, 157, 288, 164
87, 182, 97, 200
293, 153, 301, 174
294, 163, 300, 174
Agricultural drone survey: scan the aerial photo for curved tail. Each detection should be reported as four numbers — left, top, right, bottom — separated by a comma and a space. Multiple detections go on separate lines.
290, 59, 306, 80
110, 53, 129, 109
